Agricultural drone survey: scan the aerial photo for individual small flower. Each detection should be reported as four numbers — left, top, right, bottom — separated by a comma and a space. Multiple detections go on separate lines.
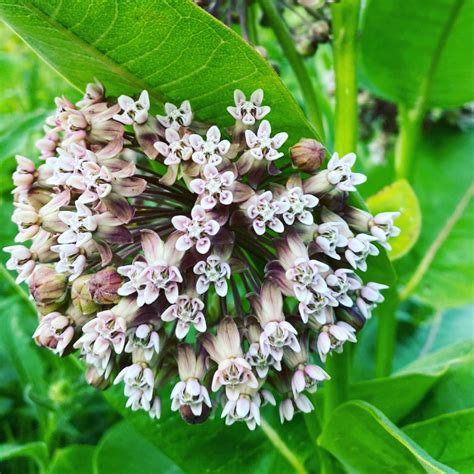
250, 282, 300, 361
245, 318, 281, 377
153, 128, 193, 165
303, 152, 366, 195
57, 202, 97, 248
270, 232, 329, 302
193, 254, 231, 297
114, 363, 155, 411
148, 396, 162, 419
356, 282, 388, 319
125, 324, 161, 362
298, 291, 336, 324
189, 126, 230, 166
118, 230, 183, 307
76, 80, 104, 108
172, 205, 220, 254
189, 165, 235, 209
325, 269, 361, 307
12, 155, 36, 193
36, 126, 60, 160
201, 317, 258, 401
369, 212, 401, 250
244, 190, 289, 235
245, 120, 288, 162
222, 389, 275, 430
171, 345, 211, 417
33, 312, 74, 356
345, 233, 379, 271
316, 321, 357, 362
312, 221, 349, 260
156, 100, 193, 129
290, 362, 329, 399
279, 394, 314, 423
279, 186, 319, 226
327, 152, 367, 191
290, 138, 326, 172
161, 294, 206, 339
74, 308, 127, 375
344, 207, 401, 250
227, 89, 270, 126
113, 90, 150, 125
51, 243, 86, 281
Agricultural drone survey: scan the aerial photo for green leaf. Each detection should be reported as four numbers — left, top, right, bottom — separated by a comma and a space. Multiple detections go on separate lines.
0, 109, 48, 161
397, 126, 474, 308
319, 401, 456, 474
104, 387, 313, 474
403, 408, 474, 474
360, 0, 474, 108
366, 179, 421, 260
0, 442, 48, 472
0, 0, 317, 146
93, 420, 182, 474
399, 341, 474, 422
48, 445, 94, 474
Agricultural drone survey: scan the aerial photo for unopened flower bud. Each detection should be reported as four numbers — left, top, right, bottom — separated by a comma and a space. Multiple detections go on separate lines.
290, 139, 326, 172
29, 265, 67, 307
89, 267, 122, 305
180, 403, 212, 425
71, 274, 98, 315
85, 365, 112, 390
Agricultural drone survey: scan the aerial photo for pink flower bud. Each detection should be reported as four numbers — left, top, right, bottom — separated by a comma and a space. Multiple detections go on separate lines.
89, 267, 123, 305
290, 138, 326, 172
29, 265, 68, 309
71, 274, 98, 315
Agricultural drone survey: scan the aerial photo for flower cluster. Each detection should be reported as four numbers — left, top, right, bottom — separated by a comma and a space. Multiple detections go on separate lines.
4, 83, 399, 430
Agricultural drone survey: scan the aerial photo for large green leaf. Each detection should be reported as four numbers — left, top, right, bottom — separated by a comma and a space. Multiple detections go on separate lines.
48, 445, 95, 474
0, 0, 317, 146
403, 408, 474, 474
360, 0, 474, 108
397, 126, 474, 308
93, 421, 181, 474
0, 442, 48, 472
319, 401, 455, 474
104, 387, 314, 474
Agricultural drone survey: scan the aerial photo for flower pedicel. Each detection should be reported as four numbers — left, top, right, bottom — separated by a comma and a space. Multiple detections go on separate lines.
4, 83, 399, 430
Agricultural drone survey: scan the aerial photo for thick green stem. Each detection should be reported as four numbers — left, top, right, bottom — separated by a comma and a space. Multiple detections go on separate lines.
331, 0, 360, 154
258, 0, 325, 139
394, 103, 424, 179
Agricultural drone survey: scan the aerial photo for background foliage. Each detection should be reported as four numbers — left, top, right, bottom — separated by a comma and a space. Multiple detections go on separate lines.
0, 1, 473, 473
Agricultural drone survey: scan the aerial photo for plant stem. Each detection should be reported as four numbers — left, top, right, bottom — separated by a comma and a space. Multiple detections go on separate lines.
374, 291, 398, 377
258, 0, 325, 139
331, 0, 360, 155
394, 103, 424, 179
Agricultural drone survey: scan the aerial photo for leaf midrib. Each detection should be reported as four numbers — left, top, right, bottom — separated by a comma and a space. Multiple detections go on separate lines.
400, 183, 474, 301
2, 0, 166, 103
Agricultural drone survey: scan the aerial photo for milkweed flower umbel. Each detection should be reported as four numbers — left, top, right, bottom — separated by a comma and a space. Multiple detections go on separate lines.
3, 82, 400, 429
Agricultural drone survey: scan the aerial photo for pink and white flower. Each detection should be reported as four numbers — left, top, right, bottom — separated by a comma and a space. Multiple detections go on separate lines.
279, 186, 319, 225
172, 205, 220, 254
326, 268, 361, 307
189, 165, 235, 209
118, 230, 183, 307
157, 100, 193, 129
125, 324, 161, 362
245, 120, 288, 162
161, 294, 206, 339
345, 233, 380, 271
316, 321, 357, 362
33, 312, 74, 356
114, 363, 155, 411
153, 127, 193, 166
193, 254, 231, 297
356, 282, 388, 319
189, 126, 230, 166
244, 190, 289, 235
113, 90, 150, 125
227, 89, 270, 126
